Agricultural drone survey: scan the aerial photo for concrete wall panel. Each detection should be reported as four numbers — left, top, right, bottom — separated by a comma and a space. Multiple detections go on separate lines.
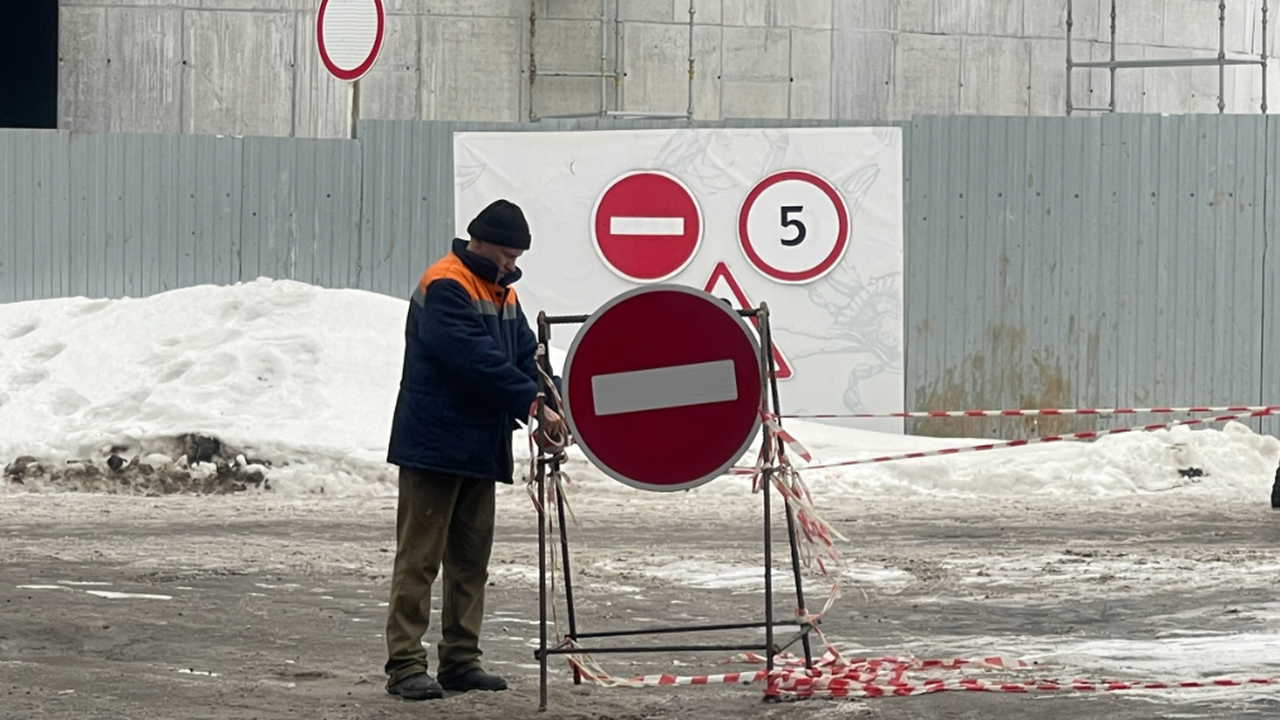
834, 0, 896, 31
104, 8, 183, 134
1022, 0, 1069, 39
832, 30, 894, 120
54, 0, 1280, 136
616, 0, 673, 23
790, 28, 833, 119
898, 0, 940, 34
1110, 0, 1165, 46
62, 0, 194, 5
721, 25, 790, 80
530, 18, 612, 118
940, 0, 1023, 37
538, 0, 603, 21
1162, 0, 1223, 50
680, 0, 721, 26
293, 10, 351, 139
183, 10, 295, 137
393, 0, 528, 17
620, 22, 718, 118
199, 0, 312, 10
721, 0, 831, 29
888, 34, 963, 118
721, 80, 790, 118
961, 36, 1031, 115
1140, 46, 1223, 113
59, 7, 110, 132
420, 16, 523, 121
355, 13, 422, 122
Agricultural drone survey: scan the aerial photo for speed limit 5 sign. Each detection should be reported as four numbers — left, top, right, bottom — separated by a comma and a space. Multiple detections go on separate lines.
738, 170, 850, 284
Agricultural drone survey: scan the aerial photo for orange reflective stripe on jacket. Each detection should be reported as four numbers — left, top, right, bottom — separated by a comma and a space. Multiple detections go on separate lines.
414, 253, 518, 320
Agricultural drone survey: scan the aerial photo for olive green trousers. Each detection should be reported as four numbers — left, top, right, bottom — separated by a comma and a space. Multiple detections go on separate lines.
384, 467, 496, 685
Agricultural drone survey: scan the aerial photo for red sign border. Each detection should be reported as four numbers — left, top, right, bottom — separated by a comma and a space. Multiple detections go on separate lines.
562, 285, 763, 493
737, 169, 850, 284
317, 0, 386, 82
703, 261, 794, 380
590, 170, 704, 284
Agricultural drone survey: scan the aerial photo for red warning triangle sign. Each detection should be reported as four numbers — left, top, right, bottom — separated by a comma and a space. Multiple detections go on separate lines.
702, 262, 794, 380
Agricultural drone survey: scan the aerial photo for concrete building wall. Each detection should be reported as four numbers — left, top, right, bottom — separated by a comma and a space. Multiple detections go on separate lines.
57, 0, 1280, 139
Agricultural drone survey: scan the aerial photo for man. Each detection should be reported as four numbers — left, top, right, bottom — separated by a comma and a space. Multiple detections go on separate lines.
383, 198, 567, 701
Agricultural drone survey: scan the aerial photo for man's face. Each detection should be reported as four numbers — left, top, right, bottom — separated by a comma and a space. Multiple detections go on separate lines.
469, 239, 524, 276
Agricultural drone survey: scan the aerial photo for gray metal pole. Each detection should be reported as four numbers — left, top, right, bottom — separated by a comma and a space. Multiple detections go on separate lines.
1220, 0, 1228, 113
349, 80, 361, 138
687, 0, 696, 119
528, 0, 537, 121
1066, 0, 1075, 115
759, 303, 775, 674
536, 313, 550, 711
614, 0, 622, 112
760, 306, 814, 670
1108, 0, 1117, 112
1265, 0, 1271, 113
600, 0, 609, 116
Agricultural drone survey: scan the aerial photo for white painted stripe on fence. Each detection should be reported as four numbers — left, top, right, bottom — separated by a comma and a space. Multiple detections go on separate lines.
609, 216, 685, 236
592, 360, 738, 416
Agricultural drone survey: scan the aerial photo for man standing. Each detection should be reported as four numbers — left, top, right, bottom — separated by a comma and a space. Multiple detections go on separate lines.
383, 199, 566, 701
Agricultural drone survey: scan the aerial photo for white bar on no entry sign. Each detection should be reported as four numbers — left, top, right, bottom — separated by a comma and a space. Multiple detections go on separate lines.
609, 216, 685, 236
592, 360, 738, 416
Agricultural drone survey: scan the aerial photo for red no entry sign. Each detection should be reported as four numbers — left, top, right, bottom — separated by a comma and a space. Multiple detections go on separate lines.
316, 0, 385, 82
563, 286, 763, 492
591, 171, 703, 283
739, 170, 849, 284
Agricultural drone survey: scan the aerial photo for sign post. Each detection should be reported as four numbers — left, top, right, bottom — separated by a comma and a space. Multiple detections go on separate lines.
531, 287, 815, 711
316, 0, 385, 137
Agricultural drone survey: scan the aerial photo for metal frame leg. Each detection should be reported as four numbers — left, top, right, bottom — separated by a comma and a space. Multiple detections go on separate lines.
532, 304, 815, 712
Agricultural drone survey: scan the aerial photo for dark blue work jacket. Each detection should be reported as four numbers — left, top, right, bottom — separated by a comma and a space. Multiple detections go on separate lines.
386, 239, 540, 482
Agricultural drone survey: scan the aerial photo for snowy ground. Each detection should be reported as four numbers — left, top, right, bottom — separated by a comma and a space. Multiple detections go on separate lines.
3, 279, 1280, 718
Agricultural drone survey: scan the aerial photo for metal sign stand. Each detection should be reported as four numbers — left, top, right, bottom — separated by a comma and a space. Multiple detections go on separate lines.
531, 303, 814, 711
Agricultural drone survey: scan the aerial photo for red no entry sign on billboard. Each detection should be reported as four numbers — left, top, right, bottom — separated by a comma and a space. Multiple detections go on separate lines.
739, 170, 849, 284
316, 0, 385, 82
563, 286, 763, 492
591, 171, 703, 283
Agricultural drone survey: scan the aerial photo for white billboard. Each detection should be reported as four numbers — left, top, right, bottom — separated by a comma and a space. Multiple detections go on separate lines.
454, 127, 904, 433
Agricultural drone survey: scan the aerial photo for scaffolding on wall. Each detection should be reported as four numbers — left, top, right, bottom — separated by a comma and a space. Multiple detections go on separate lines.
528, 0, 695, 121
1066, 0, 1270, 114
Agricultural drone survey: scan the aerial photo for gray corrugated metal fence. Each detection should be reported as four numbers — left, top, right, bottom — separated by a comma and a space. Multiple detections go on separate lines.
1, 117, 1276, 440
1, 131, 359, 302
906, 115, 1271, 438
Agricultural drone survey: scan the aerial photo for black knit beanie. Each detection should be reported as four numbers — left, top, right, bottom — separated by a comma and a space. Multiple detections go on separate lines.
467, 199, 531, 250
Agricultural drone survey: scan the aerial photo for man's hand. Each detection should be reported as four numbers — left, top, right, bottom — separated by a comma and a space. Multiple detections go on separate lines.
533, 406, 570, 450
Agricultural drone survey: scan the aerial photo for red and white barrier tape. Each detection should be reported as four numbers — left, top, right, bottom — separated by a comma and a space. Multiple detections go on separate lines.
530, 384, 1279, 701
762, 413, 813, 463
769, 675, 1280, 700
796, 408, 1277, 471
578, 647, 1278, 701
783, 405, 1280, 420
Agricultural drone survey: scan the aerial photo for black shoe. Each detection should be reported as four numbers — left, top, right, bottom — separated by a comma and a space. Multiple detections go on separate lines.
439, 667, 508, 692
1272, 466, 1280, 508
387, 672, 444, 700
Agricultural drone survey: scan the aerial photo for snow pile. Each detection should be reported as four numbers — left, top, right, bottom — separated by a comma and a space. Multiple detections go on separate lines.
2, 279, 1277, 500
0, 279, 403, 495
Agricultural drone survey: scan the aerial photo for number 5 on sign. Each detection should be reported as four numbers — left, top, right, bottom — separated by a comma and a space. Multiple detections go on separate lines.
739, 171, 849, 284
780, 206, 806, 246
